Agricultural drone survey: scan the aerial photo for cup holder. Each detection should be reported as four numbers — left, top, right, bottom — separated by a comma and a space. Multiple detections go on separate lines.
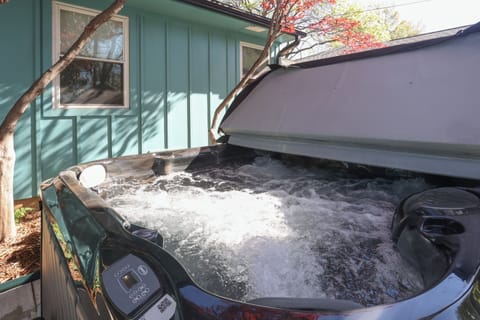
421, 218, 464, 236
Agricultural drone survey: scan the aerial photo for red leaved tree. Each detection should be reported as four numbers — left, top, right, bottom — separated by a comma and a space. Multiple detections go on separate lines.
0, 0, 127, 242
308, 15, 383, 53
209, 0, 383, 143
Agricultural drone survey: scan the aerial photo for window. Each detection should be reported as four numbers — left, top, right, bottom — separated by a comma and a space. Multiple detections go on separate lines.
240, 42, 267, 78
52, 2, 129, 109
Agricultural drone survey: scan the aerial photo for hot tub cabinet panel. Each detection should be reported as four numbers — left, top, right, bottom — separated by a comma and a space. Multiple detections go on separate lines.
41, 144, 480, 320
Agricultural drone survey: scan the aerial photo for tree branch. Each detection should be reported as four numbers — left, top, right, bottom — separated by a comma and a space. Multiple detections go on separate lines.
277, 35, 301, 61
287, 38, 337, 57
208, 1, 285, 144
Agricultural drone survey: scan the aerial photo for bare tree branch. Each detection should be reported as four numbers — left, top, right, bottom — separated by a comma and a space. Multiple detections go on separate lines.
287, 38, 337, 57
208, 1, 285, 144
277, 35, 301, 59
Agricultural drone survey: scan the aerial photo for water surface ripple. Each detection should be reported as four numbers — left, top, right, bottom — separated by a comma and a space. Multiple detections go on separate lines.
102, 156, 430, 306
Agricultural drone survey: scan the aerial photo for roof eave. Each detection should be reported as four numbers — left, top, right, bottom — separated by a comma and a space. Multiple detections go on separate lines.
177, 0, 305, 36
177, 0, 271, 28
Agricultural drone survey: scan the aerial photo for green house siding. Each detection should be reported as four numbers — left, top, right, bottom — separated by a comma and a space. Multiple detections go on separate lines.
0, 0, 40, 198
0, 0, 268, 199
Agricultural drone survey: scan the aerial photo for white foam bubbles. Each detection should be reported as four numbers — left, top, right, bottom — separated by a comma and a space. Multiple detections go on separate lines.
104, 156, 429, 305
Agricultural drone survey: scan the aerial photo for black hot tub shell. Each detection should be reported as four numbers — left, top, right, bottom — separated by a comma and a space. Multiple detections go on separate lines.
40, 144, 480, 320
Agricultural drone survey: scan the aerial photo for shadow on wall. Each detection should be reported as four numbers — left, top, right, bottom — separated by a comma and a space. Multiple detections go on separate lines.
142, 90, 167, 153
1, 2, 242, 198
4, 77, 230, 199
38, 13, 238, 192
0, 85, 14, 107
0, 84, 36, 199
6, 38, 234, 197
39, 89, 78, 185
37, 86, 227, 192
38, 90, 191, 183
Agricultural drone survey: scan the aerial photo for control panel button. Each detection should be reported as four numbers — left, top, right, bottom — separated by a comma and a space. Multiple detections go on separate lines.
138, 264, 149, 276
102, 254, 161, 315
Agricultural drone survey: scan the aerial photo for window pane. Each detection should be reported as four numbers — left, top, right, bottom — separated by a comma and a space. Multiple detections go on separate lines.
60, 59, 124, 106
60, 9, 124, 60
242, 46, 266, 76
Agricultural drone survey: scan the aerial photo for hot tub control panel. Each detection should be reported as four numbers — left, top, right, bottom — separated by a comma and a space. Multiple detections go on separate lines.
102, 254, 161, 315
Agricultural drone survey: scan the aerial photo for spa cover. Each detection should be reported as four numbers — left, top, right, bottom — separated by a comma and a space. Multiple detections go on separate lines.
220, 23, 480, 179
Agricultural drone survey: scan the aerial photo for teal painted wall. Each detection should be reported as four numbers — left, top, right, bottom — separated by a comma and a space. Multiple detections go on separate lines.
0, 1, 40, 198
0, 0, 267, 199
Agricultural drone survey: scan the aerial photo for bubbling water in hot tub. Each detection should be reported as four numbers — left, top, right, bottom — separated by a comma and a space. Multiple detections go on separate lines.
101, 156, 429, 306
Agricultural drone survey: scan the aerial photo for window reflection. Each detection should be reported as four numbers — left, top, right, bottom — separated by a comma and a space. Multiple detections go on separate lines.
240, 42, 267, 78
242, 46, 263, 76
60, 59, 124, 105
60, 9, 123, 60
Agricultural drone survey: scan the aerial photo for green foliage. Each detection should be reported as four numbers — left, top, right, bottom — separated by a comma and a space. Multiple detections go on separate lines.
217, 0, 422, 41
215, 0, 422, 56
14, 207, 34, 224
330, 0, 422, 42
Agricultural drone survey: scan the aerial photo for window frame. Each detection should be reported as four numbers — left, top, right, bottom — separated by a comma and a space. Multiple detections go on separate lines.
52, 1, 129, 109
239, 41, 266, 79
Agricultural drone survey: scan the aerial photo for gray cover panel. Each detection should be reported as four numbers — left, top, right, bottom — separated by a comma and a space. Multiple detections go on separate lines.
229, 134, 480, 179
221, 32, 480, 177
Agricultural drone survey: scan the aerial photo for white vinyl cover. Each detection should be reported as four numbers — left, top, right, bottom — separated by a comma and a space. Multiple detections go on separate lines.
221, 30, 480, 179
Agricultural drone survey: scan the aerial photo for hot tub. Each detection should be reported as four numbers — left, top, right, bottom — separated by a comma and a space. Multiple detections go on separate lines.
40, 144, 480, 320
40, 26, 480, 319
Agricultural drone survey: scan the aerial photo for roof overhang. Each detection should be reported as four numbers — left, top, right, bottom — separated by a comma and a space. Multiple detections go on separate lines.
178, 0, 271, 28
125, 0, 299, 40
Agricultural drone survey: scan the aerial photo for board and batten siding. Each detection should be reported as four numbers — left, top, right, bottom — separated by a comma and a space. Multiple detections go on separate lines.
0, 0, 266, 199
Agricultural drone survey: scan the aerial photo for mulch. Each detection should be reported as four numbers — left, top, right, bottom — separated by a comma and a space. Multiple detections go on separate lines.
0, 209, 41, 283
